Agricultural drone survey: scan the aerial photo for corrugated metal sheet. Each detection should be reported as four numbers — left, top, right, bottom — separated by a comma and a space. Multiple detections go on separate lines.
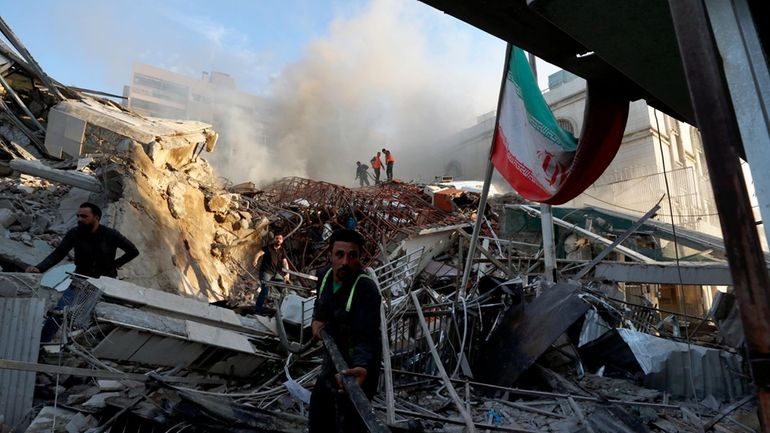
0, 298, 45, 430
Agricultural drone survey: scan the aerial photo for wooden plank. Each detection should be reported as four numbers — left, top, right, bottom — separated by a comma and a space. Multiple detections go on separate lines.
410, 291, 477, 432
0, 358, 224, 384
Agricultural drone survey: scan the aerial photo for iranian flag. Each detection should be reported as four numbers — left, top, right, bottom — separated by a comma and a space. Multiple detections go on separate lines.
491, 45, 628, 204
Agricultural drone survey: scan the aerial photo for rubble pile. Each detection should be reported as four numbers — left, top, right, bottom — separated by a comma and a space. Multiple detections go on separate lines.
255, 176, 472, 271
0, 18, 763, 433
0, 25, 268, 299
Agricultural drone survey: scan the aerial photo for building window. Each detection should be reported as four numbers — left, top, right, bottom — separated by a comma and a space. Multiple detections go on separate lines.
133, 73, 189, 102
130, 99, 186, 119
557, 118, 576, 135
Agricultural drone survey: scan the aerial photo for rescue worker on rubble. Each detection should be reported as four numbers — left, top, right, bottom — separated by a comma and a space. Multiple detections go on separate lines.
26, 202, 139, 341
355, 161, 371, 187
370, 152, 383, 184
382, 148, 395, 181
309, 229, 382, 433
252, 232, 290, 313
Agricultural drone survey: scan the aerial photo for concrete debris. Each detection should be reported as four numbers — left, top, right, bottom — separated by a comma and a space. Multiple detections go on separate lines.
580, 328, 748, 400
0, 19, 762, 433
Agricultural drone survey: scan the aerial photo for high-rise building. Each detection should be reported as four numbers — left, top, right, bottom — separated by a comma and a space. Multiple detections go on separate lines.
123, 62, 269, 146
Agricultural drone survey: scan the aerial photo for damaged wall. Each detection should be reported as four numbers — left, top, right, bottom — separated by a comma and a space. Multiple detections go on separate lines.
108, 141, 265, 300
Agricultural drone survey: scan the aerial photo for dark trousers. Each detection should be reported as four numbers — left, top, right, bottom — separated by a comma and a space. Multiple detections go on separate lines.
41, 285, 76, 342
255, 271, 280, 313
373, 168, 381, 184
386, 162, 393, 181
358, 175, 370, 187
309, 375, 368, 433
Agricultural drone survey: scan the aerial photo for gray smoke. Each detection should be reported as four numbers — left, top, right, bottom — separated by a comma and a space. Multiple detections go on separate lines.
259, 0, 505, 186
11, 0, 506, 187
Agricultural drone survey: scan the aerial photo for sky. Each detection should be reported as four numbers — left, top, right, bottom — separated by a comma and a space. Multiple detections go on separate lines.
2, 0, 559, 185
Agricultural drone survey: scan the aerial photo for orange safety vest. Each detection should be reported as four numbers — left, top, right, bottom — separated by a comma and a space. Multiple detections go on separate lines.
385, 152, 395, 163
371, 157, 382, 169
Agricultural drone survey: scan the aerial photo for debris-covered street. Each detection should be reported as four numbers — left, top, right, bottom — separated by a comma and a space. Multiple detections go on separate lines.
2, 2, 770, 433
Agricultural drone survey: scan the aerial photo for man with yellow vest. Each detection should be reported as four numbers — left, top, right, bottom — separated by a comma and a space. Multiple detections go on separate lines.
309, 229, 381, 433
382, 148, 395, 181
370, 152, 383, 184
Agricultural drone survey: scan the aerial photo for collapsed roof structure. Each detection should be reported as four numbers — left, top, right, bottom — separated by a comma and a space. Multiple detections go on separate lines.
0, 7, 768, 433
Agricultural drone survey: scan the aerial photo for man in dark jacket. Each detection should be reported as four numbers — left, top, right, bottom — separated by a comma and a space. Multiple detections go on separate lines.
26, 202, 139, 341
309, 229, 381, 433
355, 161, 371, 187
251, 232, 290, 313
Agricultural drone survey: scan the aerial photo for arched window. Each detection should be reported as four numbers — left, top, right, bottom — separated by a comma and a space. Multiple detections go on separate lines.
557, 118, 576, 135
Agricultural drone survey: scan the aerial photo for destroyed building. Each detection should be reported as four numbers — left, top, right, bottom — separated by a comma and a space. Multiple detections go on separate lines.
1, 6, 769, 433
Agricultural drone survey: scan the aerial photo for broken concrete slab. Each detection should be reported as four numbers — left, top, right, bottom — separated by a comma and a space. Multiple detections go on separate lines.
45, 99, 217, 169
81, 392, 121, 410
0, 236, 53, 269
23, 406, 78, 433
64, 412, 97, 433
88, 277, 243, 328
94, 302, 259, 355
0, 273, 43, 298
0, 208, 14, 228
8, 159, 101, 192
92, 309, 271, 377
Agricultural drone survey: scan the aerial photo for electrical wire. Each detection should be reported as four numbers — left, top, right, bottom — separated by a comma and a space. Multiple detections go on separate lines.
580, 189, 753, 218
653, 109, 700, 404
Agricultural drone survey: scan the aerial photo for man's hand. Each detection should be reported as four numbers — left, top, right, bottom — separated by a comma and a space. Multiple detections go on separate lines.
25, 266, 40, 273
311, 320, 324, 340
252, 251, 264, 268
283, 273, 291, 283
335, 367, 368, 391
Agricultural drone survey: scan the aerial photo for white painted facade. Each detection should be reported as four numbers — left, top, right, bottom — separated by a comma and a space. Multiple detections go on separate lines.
543, 73, 721, 236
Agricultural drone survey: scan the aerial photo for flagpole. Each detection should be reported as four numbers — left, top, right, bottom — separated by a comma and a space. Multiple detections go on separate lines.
459, 157, 494, 298
540, 203, 556, 282
459, 44, 513, 299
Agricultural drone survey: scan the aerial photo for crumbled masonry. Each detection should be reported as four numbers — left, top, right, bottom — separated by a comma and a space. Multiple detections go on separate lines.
0, 18, 762, 433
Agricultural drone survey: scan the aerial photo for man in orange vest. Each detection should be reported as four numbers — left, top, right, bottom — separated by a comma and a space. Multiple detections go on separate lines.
382, 148, 395, 181
370, 152, 383, 184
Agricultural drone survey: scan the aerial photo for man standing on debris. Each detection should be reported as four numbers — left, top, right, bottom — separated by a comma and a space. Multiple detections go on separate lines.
252, 232, 290, 313
355, 161, 371, 187
370, 152, 383, 184
309, 229, 381, 433
26, 202, 139, 341
382, 148, 395, 181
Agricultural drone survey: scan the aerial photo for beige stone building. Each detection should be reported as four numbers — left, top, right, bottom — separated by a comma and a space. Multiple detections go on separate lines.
543, 71, 720, 237
123, 63, 269, 146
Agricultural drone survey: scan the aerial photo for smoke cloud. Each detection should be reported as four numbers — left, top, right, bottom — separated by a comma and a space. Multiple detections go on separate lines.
8, 0, 506, 187
259, 0, 505, 186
